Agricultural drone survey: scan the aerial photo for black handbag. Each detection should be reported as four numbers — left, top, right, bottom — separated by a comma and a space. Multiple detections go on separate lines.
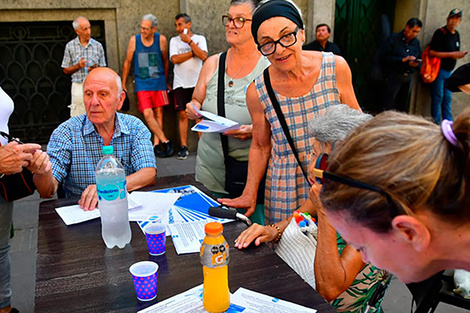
0, 168, 36, 202
217, 52, 265, 203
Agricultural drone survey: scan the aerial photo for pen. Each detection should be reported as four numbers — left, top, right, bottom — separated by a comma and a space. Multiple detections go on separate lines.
364, 281, 388, 313
298, 220, 309, 236
0, 131, 23, 144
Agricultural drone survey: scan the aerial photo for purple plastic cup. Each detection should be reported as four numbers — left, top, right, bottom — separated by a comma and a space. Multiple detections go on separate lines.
144, 223, 166, 256
129, 261, 159, 301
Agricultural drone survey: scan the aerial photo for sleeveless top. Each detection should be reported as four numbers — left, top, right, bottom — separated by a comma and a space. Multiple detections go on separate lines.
0, 87, 13, 146
133, 33, 166, 92
195, 54, 270, 194
254, 52, 340, 224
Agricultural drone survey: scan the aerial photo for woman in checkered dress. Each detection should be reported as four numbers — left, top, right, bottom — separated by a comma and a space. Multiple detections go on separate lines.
220, 0, 360, 224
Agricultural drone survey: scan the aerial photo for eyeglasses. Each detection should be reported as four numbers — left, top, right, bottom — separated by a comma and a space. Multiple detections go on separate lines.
258, 27, 299, 56
222, 15, 252, 29
313, 153, 403, 217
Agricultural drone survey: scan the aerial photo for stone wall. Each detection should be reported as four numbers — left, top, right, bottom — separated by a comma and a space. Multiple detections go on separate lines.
0, 0, 343, 149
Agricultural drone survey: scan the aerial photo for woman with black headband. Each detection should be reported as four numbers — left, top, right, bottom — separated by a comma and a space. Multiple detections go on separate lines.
320, 109, 470, 284
186, 0, 269, 224
220, 0, 359, 225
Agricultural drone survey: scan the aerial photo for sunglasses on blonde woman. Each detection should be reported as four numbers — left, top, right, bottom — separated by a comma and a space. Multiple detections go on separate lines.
314, 153, 404, 217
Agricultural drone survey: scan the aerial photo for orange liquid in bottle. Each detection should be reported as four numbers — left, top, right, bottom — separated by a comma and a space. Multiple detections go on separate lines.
201, 223, 230, 312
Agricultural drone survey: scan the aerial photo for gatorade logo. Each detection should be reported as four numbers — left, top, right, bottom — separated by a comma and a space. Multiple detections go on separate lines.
214, 254, 225, 265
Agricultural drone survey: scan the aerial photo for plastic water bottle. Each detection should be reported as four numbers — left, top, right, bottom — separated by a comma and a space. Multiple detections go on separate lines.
96, 146, 131, 249
200, 222, 230, 312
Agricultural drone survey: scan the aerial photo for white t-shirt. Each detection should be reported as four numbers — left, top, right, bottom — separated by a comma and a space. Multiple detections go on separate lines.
170, 34, 208, 89
0, 87, 14, 146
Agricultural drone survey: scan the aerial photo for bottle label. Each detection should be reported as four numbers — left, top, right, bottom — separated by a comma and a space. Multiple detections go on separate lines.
200, 242, 229, 268
97, 181, 127, 201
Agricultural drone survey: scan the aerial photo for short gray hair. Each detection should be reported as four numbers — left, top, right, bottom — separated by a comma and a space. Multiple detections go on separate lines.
308, 104, 372, 144
115, 75, 122, 97
142, 14, 158, 28
72, 16, 88, 30
230, 0, 260, 12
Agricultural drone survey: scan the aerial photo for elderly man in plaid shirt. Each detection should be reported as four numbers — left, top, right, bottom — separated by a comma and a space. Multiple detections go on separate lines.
62, 16, 107, 117
46, 68, 157, 211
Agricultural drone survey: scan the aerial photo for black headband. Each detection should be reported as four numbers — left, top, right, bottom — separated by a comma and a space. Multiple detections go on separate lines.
251, 0, 304, 45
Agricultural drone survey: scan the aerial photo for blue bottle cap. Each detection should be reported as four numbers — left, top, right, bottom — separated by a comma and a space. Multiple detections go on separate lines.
298, 220, 306, 228
102, 146, 113, 155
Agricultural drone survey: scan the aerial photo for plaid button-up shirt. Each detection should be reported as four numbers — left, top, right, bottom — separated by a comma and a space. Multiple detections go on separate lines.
47, 113, 156, 197
62, 37, 107, 83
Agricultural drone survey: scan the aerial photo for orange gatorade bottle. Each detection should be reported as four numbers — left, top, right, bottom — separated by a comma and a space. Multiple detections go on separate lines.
200, 222, 230, 312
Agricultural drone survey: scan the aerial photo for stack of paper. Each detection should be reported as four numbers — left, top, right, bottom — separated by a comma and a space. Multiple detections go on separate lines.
54, 185, 233, 255
137, 284, 317, 313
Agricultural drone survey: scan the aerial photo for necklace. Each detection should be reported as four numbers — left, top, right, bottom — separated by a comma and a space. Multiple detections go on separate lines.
227, 48, 257, 87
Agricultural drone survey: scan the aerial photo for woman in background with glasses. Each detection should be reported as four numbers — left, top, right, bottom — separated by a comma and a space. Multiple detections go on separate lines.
220, 0, 360, 224
185, 0, 269, 224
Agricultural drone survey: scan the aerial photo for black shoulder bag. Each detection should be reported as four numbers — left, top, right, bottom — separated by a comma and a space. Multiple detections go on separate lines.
0, 132, 36, 202
218, 52, 265, 203
263, 68, 312, 187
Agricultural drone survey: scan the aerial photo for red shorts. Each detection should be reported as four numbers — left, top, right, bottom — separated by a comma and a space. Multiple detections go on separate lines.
136, 90, 169, 113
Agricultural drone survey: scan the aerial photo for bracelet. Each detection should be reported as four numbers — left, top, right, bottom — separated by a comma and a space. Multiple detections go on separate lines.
268, 224, 282, 243
188, 40, 194, 46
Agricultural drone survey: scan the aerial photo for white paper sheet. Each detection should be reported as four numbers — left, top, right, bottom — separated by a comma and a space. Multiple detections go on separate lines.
55, 192, 180, 226
127, 192, 181, 221
190, 102, 239, 133
137, 285, 206, 313
231, 287, 317, 313
137, 284, 317, 313
168, 220, 208, 254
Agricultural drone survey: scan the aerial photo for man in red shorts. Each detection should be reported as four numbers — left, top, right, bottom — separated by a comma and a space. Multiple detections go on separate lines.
122, 13, 173, 157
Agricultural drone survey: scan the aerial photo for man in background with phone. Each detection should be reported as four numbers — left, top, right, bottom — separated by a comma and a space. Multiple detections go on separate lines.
379, 18, 422, 112
62, 16, 107, 117
169, 13, 207, 160
429, 8, 468, 124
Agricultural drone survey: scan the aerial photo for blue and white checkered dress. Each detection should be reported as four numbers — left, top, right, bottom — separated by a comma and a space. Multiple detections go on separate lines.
255, 52, 340, 224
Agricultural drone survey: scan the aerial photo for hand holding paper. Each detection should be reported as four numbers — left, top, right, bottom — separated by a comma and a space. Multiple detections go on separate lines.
190, 102, 239, 133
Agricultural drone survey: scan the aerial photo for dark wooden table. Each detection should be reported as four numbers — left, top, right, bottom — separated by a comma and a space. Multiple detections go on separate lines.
35, 174, 335, 312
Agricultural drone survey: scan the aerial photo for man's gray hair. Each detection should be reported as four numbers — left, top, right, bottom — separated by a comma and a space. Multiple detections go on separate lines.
72, 16, 88, 30
308, 104, 373, 144
142, 14, 158, 28
116, 75, 122, 97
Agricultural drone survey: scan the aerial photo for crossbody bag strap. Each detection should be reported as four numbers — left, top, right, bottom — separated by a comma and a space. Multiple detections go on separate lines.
217, 52, 229, 161
263, 68, 311, 186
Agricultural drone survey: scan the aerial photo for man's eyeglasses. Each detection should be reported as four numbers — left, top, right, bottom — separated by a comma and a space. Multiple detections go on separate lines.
222, 15, 252, 29
258, 27, 299, 56
313, 153, 403, 217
